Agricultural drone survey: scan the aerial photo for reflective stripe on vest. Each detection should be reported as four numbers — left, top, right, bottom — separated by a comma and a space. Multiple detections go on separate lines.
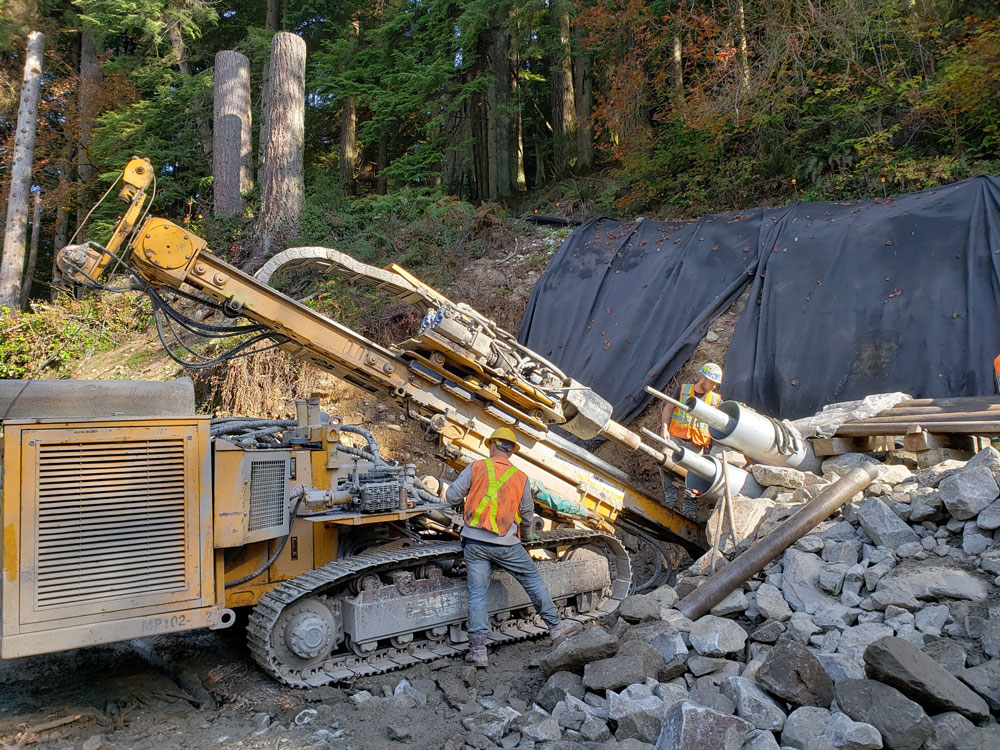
466, 459, 524, 535
668, 384, 722, 446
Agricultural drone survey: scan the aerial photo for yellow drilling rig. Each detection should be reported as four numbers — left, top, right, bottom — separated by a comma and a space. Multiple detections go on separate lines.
0, 158, 702, 687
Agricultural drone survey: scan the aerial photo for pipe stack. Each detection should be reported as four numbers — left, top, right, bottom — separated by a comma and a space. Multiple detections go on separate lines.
835, 395, 1000, 437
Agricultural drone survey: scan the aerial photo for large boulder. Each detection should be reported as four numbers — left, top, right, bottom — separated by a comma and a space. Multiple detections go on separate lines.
824, 711, 883, 750
862, 637, 989, 721
461, 706, 520, 745
654, 700, 751, 750
757, 638, 834, 708
856, 497, 920, 549
938, 465, 999, 520
541, 624, 618, 675
583, 642, 663, 692
689, 615, 748, 657
835, 679, 934, 750
923, 712, 975, 750
751, 464, 807, 488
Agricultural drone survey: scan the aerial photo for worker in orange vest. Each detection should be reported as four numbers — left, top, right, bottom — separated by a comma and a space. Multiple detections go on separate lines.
661, 362, 723, 453
994, 353, 1000, 394
445, 427, 581, 667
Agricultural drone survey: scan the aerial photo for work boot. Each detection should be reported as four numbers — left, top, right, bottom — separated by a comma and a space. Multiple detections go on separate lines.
465, 635, 488, 667
548, 619, 582, 643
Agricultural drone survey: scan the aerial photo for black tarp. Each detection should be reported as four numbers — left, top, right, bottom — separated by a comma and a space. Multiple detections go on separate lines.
518, 212, 762, 424
726, 177, 1000, 418
518, 176, 1000, 422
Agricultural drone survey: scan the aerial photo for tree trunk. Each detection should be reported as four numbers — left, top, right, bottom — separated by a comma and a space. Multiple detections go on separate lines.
672, 35, 684, 94
266, 0, 280, 31
20, 191, 41, 310
0, 31, 44, 315
376, 133, 388, 194
735, 0, 750, 94
339, 16, 361, 194
573, 25, 594, 170
75, 31, 100, 243
549, 0, 576, 174
487, 6, 511, 199
255, 32, 306, 268
213, 51, 253, 218
167, 15, 212, 156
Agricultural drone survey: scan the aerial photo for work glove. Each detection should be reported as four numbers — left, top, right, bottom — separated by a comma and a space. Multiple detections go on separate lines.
526, 532, 541, 542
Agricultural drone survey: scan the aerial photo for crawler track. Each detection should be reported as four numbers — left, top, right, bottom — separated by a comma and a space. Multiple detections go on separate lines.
247, 529, 630, 686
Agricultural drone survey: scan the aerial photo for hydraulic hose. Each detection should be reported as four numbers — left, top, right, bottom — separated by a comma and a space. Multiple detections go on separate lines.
339, 425, 386, 464
225, 490, 305, 588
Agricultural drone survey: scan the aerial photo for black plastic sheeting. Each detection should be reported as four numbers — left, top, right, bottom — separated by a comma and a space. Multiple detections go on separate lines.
518, 211, 762, 425
726, 177, 1000, 418
518, 176, 1000, 423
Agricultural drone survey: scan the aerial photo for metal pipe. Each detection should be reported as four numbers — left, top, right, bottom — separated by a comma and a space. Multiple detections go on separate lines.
666, 445, 763, 502
836, 422, 1000, 436
675, 464, 878, 621
846, 411, 1000, 423
889, 396, 1000, 408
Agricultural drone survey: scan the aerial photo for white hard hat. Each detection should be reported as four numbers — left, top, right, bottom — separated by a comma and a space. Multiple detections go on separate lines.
699, 363, 723, 384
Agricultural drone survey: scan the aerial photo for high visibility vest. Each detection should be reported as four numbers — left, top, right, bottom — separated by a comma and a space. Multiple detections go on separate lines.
464, 458, 528, 537
668, 384, 722, 447
994, 353, 1000, 395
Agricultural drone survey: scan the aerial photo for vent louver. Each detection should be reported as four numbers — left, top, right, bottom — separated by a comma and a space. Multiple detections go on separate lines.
35, 438, 189, 609
248, 459, 288, 533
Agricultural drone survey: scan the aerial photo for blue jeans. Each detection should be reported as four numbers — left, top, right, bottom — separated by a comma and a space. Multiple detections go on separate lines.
463, 541, 559, 637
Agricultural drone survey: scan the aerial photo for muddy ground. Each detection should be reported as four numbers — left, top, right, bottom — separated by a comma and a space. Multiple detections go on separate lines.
0, 621, 574, 749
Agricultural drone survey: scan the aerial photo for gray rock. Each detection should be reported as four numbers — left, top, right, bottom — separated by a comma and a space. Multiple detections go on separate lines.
836, 623, 895, 661
689, 615, 748, 657
979, 617, 1000, 658
923, 639, 967, 673
817, 653, 867, 683
579, 718, 611, 742
874, 567, 988, 604
823, 541, 860, 566
756, 638, 834, 708
781, 706, 833, 750
939, 465, 999, 521
909, 489, 944, 522
975, 499, 1000, 529
721, 676, 787, 732
857, 497, 920, 549
798, 535, 826, 553
537, 672, 586, 713
542, 625, 619, 675
924, 711, 975, 750
783, 549, 854, 624
915, 460, 967, 489
522, 717, 563, 743
961, 523, 991, 556
584, 647, 660, 692
756, 583, 793, 622
621, 593, 668, 623
654, 700, 752, 750
751, 620, 787, 644
820, 563, 850, 596
834, 679, 934, 750
824, 711, 883, 750
688, 655, 739, 677
616, 709, 664, 744
952, 726, 1000, 750
742, 728, 782, 750
752, 464, 807, 489
956, 658, 1000, 711
607, 684, 662, 721
711, 589, 750, 617
786, 612, 822, 643
979, 548, 1000, 575
462, 706, 521, 745
387, 723, 412, 742
862, 637, 989, 721
914, 605, 950, 637
687, 685, 736, 715
963, 445, 1000, 478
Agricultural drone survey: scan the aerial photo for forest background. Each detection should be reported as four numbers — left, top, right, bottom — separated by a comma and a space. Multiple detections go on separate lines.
1, 0, 999, 308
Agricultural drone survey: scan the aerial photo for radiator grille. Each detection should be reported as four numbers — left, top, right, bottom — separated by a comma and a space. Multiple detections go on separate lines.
35, 438, 188, 609
248, 460, 287, 532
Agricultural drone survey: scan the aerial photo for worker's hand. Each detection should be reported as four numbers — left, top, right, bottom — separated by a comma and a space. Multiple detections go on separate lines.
526, 532, 541, 542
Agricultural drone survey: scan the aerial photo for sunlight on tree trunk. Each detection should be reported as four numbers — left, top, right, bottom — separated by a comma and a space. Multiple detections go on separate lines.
213, 51, 253, 218
255, 32, 306, 269
550, 0, 577, 174
0, 31, 44, 315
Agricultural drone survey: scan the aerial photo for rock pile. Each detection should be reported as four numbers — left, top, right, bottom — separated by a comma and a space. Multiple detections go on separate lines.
431, 446, 1000, 749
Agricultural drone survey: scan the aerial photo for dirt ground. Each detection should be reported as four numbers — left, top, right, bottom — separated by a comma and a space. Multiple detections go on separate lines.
0, 623, 568, 749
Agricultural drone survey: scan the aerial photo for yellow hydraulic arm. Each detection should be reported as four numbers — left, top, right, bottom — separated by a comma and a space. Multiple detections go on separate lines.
56, 158, 704, 551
